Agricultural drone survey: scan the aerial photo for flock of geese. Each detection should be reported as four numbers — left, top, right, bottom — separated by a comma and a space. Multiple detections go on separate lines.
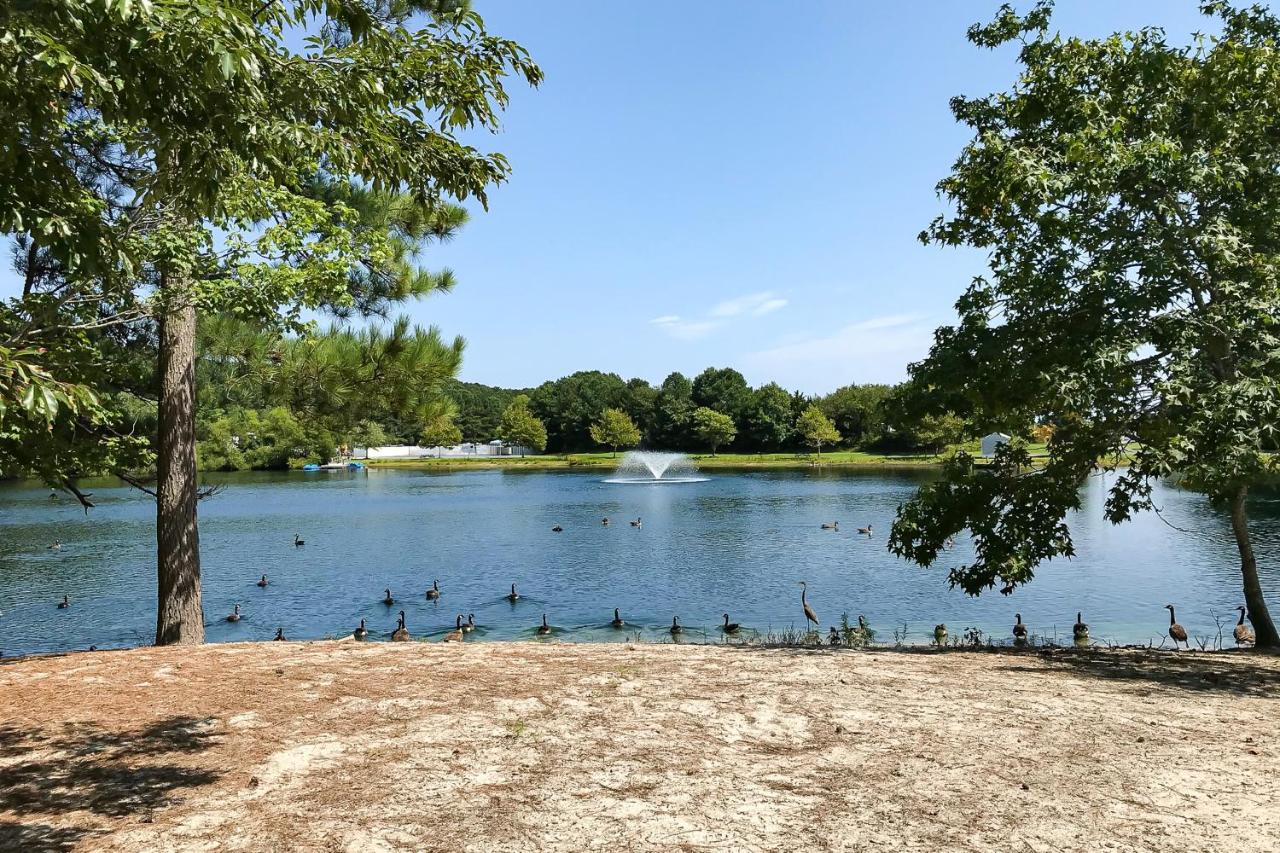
43, 524, 1260, 650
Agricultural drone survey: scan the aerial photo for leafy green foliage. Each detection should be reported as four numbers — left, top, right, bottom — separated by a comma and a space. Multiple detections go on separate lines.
887, 1, 1280, 646
691, 407, 736, 455
589, 407, 641, 456
796, 405, 841, 455
498, 394, 547, 455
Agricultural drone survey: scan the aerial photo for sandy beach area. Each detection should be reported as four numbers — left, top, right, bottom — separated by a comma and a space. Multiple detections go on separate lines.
1, 641, 1277, 852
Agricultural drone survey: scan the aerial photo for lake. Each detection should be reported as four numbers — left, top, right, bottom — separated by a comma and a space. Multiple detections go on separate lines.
1, 467, 1277, 657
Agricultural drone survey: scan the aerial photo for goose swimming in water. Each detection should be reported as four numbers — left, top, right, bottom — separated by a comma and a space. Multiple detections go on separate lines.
857, 524, 873, 537
57, 595, 69, 609
537, 614, 552, 636
391, 612, 410, 642
426, 580, 441, 600
610, 608, 625, 629
669, 616, 682, 636
1235, 606, 1256, 647
48, 540, 61, 551
227, 604, 241, 623
273, 628, 286, 641
463, 613, 477, 633
353, 618, 368, 640
551, 524, 563, 533
722, 613, 741, 634
506, 583, 520, 603
443, 615, 464, 643
601, 517, 611, 526
293, 533, 305, 547
630, 517, 642, 528
382, 588, 394, 606
820, 521, 838, 530
257, 574, 269, 587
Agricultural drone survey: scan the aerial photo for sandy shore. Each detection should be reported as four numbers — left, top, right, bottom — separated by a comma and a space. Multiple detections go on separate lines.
1, 641, 1277, 852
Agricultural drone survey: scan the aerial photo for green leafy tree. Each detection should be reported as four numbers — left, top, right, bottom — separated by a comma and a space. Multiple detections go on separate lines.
887, 2, 1280, 647
796, 405, 841, 461
589, 407, 642, 457
820, 384, 893, 448
742, 382, 794, 451
692, 367, 752, 437
650, 372, 695, 449
910, 412, 967, 456
1, 0, 539, 644
498, 394, 547, 457
420, 416, 463, 448
528, 371, 628, 451
691, 407, 736, 456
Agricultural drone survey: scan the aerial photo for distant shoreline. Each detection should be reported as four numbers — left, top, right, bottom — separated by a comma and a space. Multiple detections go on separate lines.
362, 450, 948, 472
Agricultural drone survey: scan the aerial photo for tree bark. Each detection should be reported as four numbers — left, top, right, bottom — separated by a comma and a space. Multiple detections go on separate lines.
1230, 486, 1278, 650
155, 287, 204, 645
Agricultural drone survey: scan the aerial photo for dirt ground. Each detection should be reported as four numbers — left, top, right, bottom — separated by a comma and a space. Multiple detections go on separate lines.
1, 641, 1277, 853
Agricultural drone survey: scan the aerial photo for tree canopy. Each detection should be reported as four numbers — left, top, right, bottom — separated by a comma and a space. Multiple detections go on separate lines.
796, 405, 841, 458
498, 394, 547, 456
589, 408, 641, 457
887, 0, 1280, 647
691, 407, 736, 456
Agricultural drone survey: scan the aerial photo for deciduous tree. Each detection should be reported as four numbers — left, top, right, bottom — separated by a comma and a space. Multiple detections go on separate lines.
691, 407, 736, 456
796, 405, 840, 461
589, 407, 641, 457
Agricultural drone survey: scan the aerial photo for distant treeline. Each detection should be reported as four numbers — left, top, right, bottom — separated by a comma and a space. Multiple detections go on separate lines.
447, 369, 966, 454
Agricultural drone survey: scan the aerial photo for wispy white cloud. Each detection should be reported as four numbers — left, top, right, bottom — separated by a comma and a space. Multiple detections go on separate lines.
710, 291, 789, 319
652, 291, 788, 341
744, 313, 933, 389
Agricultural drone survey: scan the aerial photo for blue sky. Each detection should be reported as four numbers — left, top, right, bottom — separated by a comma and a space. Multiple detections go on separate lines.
0, 1, 1215, 393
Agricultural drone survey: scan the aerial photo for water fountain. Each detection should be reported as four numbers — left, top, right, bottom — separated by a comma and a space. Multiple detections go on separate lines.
604, 451, 708, 484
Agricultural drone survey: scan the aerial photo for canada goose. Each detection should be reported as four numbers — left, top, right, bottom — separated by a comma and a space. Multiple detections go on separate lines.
273, 628, 286, 641
537, 614, 552, 636
443, 615, 464, 642
1073, 611, 1089, 641
669, 616, 682, 636
391, 611, 410, 642
722, 613, 740, 634
293, 534, 305, 547
601, 517, 611, 526
257, 574, 269, 587
463, 613, 476, 633
382, 588, 395, 606
57, 595, 69, 609
1164, 604, 1188, 649
353, 618, 368, 640
1235, 606, 1256, 647
48, 540, 61, 550
426, 580, 440, 600
945, 536, 956, 550
820, 521, 838, 530
610, 608, 625, 629
227, 604, 241, 623
857, 615, 869, 635
630, 517, 642, 528
934, 623, 948, 645
857, 524, 873, 536
507, 583, 520, 603
828, 627, 840, 646
799, 582, 819, 630
551, 524, 563, 533
1013, 613, 1027, 641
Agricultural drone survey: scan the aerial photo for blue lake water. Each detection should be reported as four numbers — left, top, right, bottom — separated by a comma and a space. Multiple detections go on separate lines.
1, 467, 1277, 657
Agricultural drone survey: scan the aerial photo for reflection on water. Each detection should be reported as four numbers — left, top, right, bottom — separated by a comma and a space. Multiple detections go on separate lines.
0, 468, 1276, 657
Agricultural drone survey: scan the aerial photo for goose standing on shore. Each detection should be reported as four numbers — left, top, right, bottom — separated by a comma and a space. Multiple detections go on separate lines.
934, 623, 948, 646
426, 580, 441, 601
227, 604, 241, 623
391, 612, 410, 642
1164, 604, 1189, 649
274, 628, 286, 641
353, 618, 368, 640
1073, 612, 1089, 642
506, 583, 520, 603
799, 582, 819, 632
537, 614, 552, 636
1012, 613, 1027, 642
1235, 606, 1256, 647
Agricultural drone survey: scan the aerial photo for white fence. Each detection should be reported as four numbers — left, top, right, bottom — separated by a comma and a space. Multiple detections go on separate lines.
353, 443, 532, 460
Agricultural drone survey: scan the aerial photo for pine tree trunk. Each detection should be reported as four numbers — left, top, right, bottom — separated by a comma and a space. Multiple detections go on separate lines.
155, 288, 204, 645
1231, 486, 1278, 650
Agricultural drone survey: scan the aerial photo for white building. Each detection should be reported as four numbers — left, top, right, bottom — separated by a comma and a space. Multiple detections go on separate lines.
353, 441, 533, 460
980, 432, 1011, 458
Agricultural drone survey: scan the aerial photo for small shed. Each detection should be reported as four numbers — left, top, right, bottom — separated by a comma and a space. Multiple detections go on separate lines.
980, 432, 1011, 458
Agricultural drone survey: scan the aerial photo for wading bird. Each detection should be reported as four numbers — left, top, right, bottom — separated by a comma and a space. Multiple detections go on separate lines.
799, 582, 819, 631
391, 612, 410, 642
1165, 604, 1189, 649
1235, 606, 1256, 647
